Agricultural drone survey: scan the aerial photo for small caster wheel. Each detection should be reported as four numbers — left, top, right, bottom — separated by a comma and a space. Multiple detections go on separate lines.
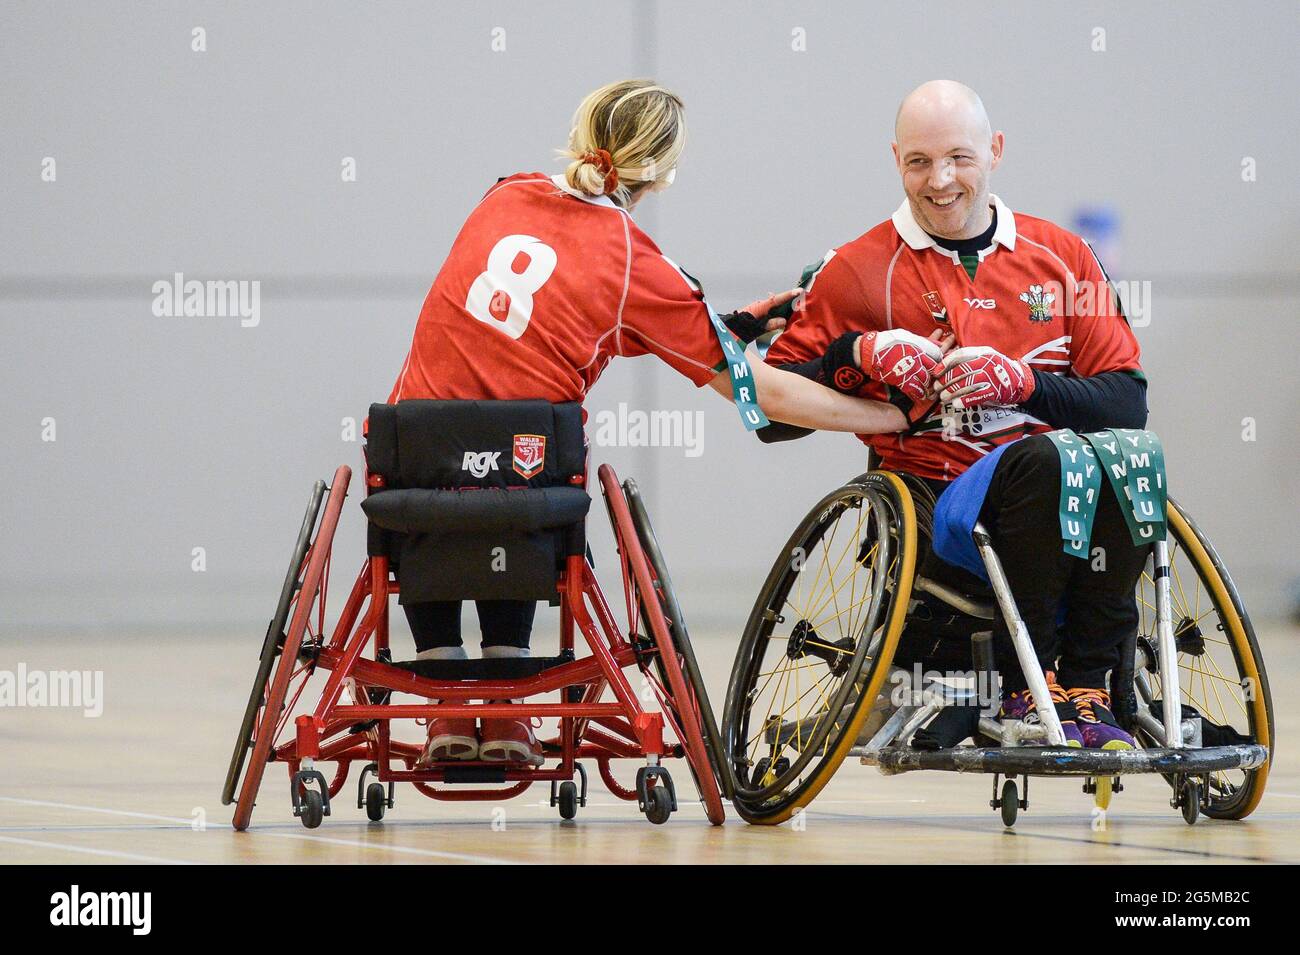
301, 789, 324, 829
1180, 778, 1201, 826
365, 782, 387, 822
644, 785, 673, 825
999, 779, 1019, 828
557, 780, 579, 820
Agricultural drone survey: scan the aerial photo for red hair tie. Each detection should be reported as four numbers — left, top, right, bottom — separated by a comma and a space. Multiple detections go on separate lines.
581, 148, 620, 195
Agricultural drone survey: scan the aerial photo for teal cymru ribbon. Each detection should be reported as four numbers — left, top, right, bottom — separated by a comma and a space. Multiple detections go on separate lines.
1079, 428, 1168, 547
1045, 429, 1104, 559
705, 302, 769, 431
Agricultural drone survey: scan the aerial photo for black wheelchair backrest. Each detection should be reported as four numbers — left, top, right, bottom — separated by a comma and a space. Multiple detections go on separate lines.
360, 399, 589, 604
364, 399, 585, 490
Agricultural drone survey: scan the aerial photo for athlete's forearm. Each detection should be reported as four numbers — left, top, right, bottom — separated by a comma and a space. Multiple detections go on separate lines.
710, 361, 906, 434
1021, 370, 1148, 432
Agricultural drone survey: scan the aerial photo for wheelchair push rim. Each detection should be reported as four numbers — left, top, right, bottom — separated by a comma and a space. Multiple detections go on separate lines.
723, 471, 916, 824
597, 464, 727, 826
1134, 498, 1272, 819
230, 466, 351, 830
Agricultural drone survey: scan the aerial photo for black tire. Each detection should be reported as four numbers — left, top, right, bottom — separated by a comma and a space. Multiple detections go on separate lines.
365, 782, 386, 822
1180, 778, 1201, 826
300, 789, 324, 830
1000, 779, 1019, 828
1131, 499, 1272, 820
724, 472, 918, 825
622, 478, 731, 800
644, 785, 673, 825
222, 480, 326, 806
557, 781, 579, 820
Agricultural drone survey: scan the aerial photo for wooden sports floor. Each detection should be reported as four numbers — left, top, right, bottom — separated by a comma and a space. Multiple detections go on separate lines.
2, 627, 1296, 865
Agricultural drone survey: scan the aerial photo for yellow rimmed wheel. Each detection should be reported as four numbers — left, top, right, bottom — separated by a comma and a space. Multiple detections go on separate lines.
722, 471, 917, 825
1134, 498, 1272, 819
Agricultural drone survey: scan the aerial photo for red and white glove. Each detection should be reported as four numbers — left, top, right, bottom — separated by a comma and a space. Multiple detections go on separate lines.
935, 346, 1036, 410
859, 329, 944, 403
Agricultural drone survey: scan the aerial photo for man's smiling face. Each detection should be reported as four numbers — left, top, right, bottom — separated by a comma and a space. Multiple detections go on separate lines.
892, 82, 1003, 240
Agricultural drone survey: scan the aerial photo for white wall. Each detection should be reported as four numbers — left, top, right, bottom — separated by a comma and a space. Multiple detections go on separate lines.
2, 0, 1297, 638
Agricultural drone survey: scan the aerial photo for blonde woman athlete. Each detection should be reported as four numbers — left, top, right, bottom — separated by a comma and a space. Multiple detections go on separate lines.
388, 80, 905, 766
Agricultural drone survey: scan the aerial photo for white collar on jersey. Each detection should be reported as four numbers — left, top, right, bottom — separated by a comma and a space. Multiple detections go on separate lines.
550, 174, 623, 210
891, 193, 1017, 263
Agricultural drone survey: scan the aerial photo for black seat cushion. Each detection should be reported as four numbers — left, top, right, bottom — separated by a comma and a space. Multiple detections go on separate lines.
362, 485, 590, 535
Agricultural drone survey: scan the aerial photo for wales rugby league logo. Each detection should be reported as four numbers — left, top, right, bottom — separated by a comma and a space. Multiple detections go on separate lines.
512, 434, 546, 479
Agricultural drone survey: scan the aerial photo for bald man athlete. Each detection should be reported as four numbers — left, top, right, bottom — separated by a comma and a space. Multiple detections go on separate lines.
762, 81, 1149, 750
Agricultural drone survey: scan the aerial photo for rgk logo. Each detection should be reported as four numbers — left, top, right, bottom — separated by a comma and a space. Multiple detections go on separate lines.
964, 298, 996, 309
461, 450, 501, 478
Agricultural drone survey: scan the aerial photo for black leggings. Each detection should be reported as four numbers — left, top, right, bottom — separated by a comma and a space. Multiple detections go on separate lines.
403, 600, 536, 653
910, 434, 1149, 692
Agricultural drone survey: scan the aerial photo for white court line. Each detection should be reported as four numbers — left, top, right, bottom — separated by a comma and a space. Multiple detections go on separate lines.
0, 796, 196, 826
0, 795, 515, 865
0, 834, 194, 865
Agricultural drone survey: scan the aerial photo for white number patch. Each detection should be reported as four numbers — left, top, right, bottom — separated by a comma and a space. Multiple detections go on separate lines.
465, 235, 558, 339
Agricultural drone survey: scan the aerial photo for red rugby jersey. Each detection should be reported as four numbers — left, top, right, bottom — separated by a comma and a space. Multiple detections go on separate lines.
764, 195, 1142, 481
390, 173, 726, 405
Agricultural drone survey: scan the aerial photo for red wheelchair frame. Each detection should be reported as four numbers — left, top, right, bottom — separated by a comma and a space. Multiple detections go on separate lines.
223, 457, 726, 830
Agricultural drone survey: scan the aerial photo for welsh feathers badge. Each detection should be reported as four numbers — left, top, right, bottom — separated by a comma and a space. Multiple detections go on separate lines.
512, 434, 546, 479
1019, 284, 1057, 322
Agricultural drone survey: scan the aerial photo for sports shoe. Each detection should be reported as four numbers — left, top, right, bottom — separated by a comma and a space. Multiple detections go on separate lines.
416, 717, 478, 766
998, 672, 1084, 747
1067, 687, 1136, 750
480, 707, 544, 767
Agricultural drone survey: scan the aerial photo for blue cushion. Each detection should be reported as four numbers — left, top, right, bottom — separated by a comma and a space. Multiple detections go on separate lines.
930, 444, 1012, 583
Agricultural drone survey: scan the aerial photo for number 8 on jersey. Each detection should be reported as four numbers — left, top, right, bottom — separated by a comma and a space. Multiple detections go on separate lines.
464, 234, 558, 340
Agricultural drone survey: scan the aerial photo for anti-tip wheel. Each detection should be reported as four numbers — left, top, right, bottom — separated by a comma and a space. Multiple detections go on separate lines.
1180, 778, 1201, 826
1000, 779, 1019, 828
1093, 776, 1115, 812
557, 781, 579, 820
300, 789, 324, 829
365, 782, 387, 822
644, 785, 673, 825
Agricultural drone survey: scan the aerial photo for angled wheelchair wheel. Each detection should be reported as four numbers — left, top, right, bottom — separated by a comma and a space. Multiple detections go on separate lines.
222, 478, 326, 807
229, 466, 351, 830
1132, 497, 1272, 820
622, 476, 733, 800
724, 471, 917, 825
597, 465, 726, 826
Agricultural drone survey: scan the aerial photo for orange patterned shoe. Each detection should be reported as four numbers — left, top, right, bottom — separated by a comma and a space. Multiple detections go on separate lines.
998, 672, 1084, 747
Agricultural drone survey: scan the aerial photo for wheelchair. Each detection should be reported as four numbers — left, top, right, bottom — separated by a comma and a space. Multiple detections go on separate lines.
222, 399, 727, 829
721, 466, 1273, 828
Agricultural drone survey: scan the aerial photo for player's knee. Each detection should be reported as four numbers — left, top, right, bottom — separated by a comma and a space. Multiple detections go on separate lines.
995, 433, 1061, 487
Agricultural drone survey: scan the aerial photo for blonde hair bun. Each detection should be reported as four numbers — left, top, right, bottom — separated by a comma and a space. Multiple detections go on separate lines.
560, 79, 686, 205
